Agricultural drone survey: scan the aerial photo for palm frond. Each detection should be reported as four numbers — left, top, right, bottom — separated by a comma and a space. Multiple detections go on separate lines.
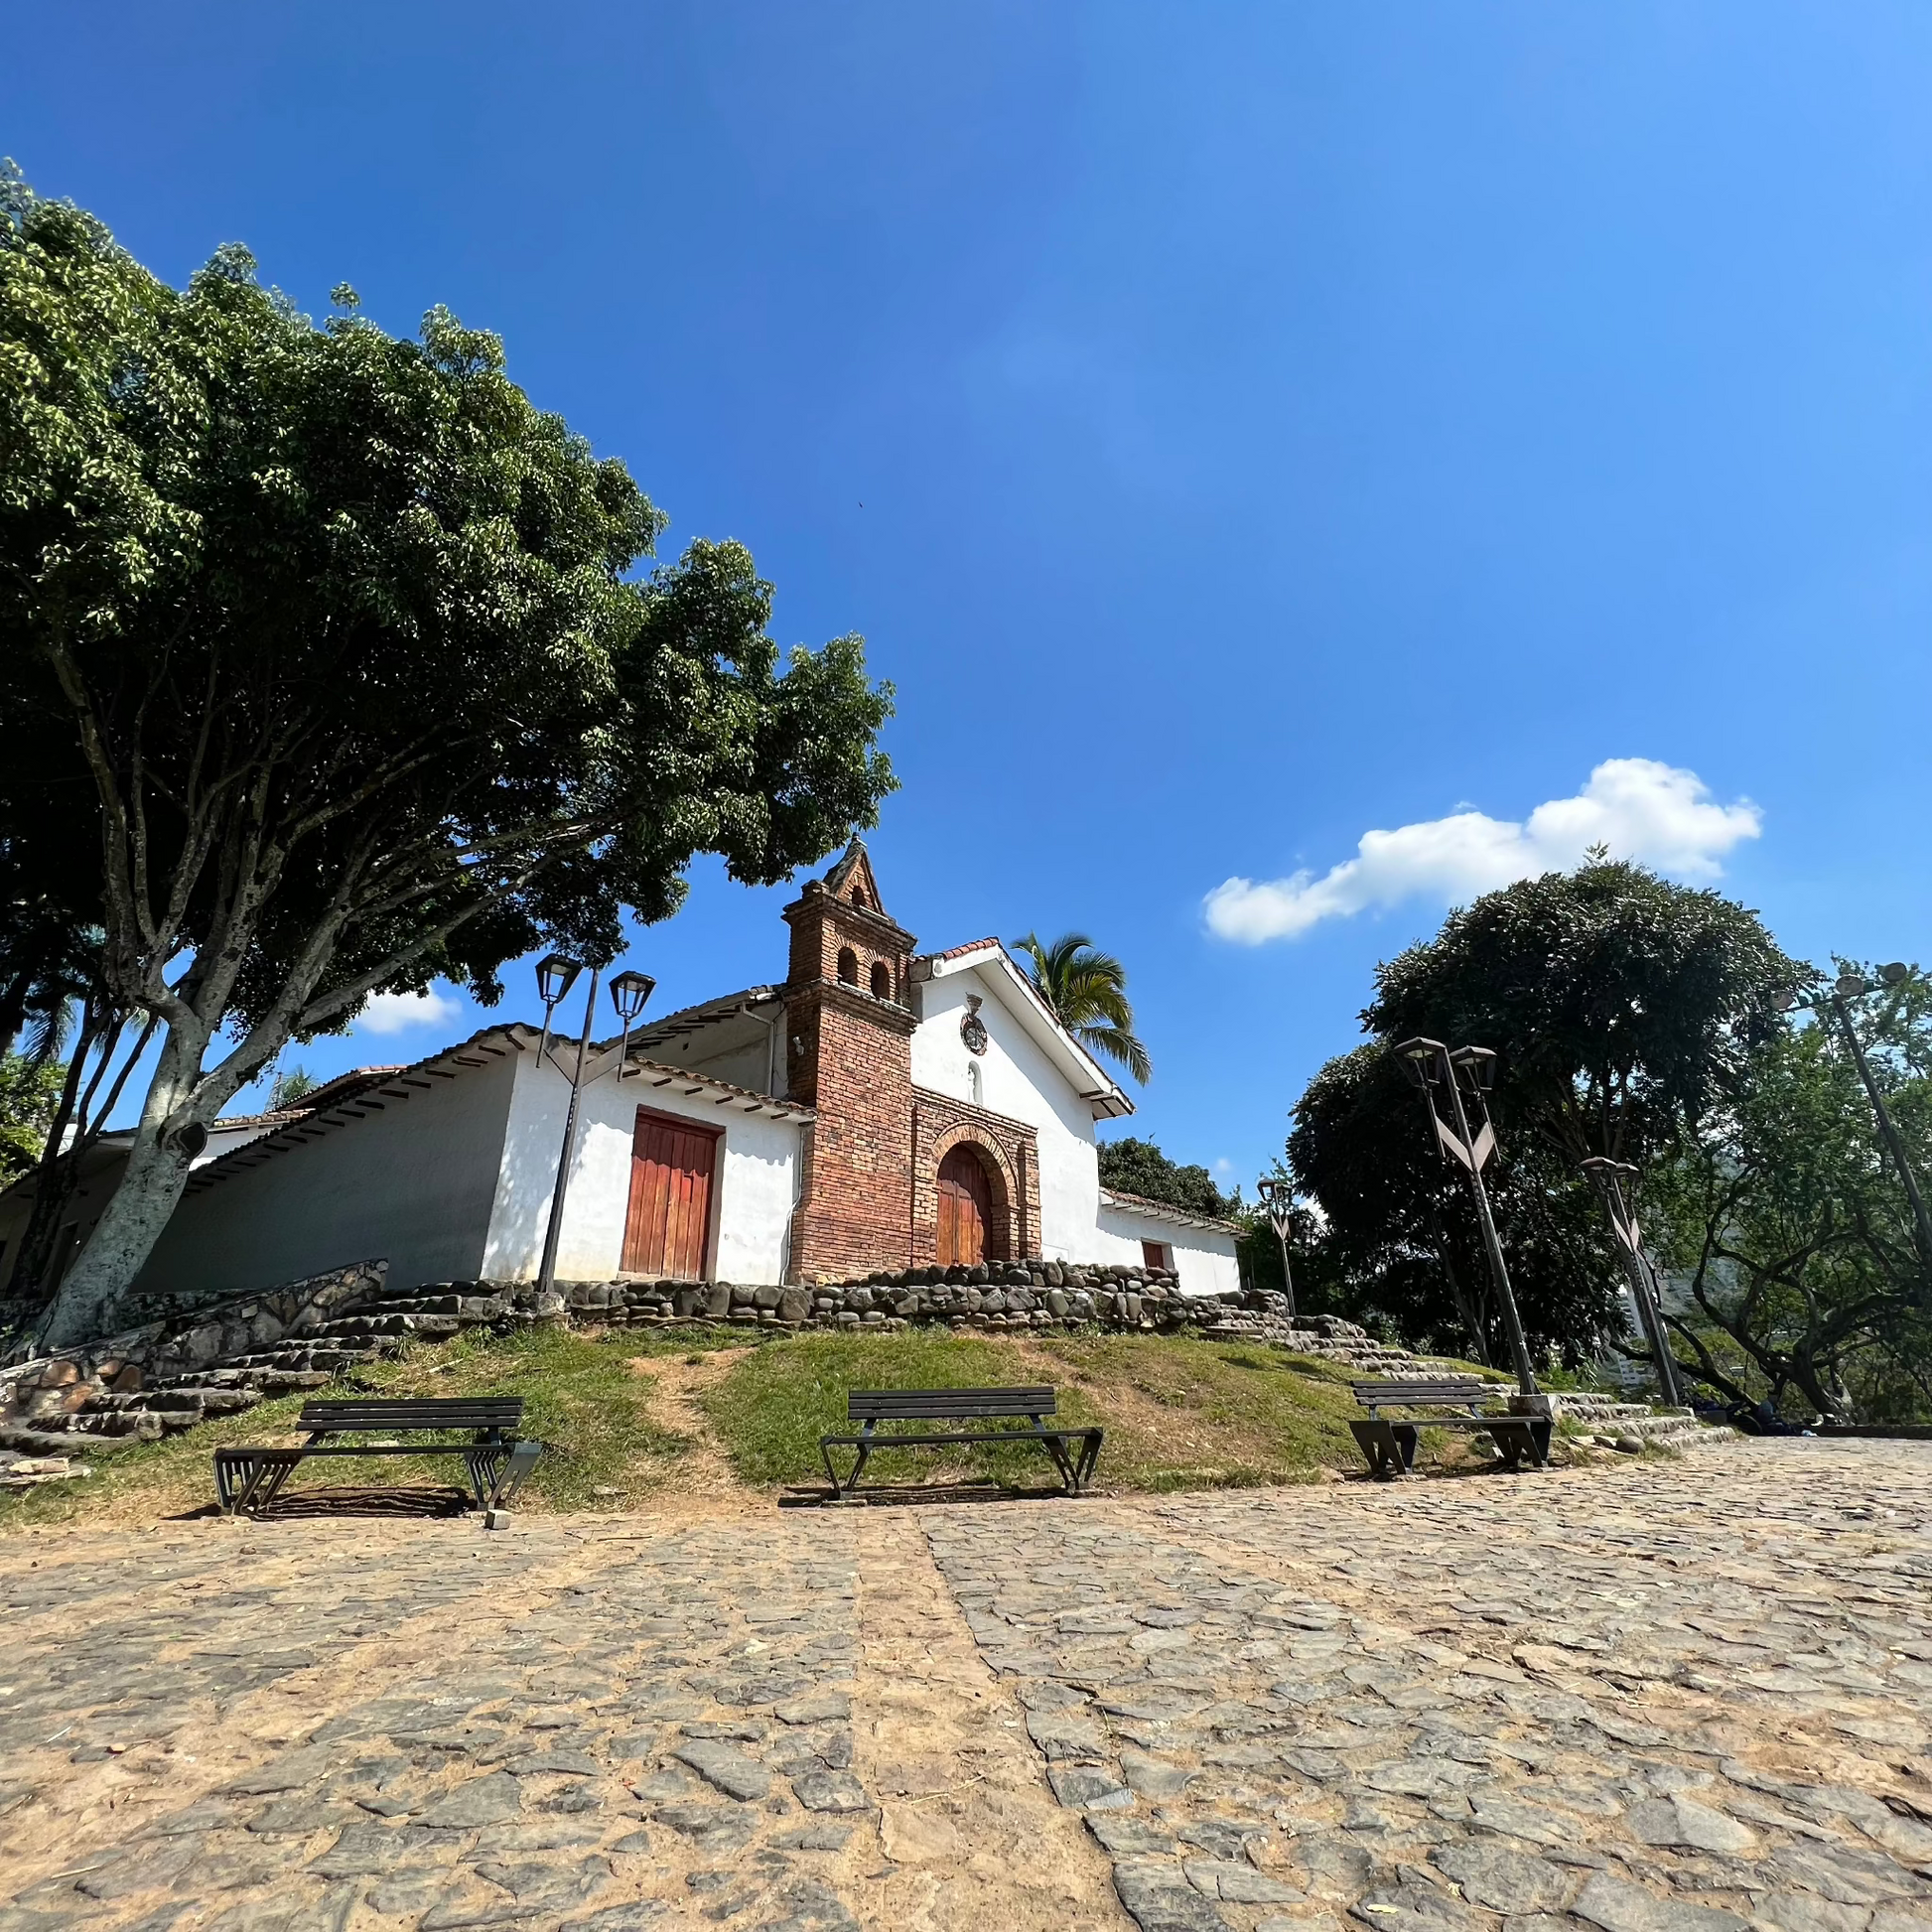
1013, 929, 1150, 1082
1078, 1023, 1153, 1085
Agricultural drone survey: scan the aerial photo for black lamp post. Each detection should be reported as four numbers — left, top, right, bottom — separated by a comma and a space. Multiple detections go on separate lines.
533, 956, 657, 1301
1254, 1176, 1298, 1321
1580, 1156, 1685, 1409
1393, 1036, 1538, 1395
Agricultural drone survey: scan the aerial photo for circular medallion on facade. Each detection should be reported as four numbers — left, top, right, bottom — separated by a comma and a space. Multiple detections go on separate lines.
961, 994, 989, 1056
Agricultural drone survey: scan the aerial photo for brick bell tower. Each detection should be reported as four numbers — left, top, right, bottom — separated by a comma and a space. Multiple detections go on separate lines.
782, 839, 918, 1282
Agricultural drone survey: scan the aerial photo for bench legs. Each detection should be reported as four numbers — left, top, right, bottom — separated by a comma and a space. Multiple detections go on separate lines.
820, 1430, 1105, 1498
1038, 1430, 1106, 1495
821, 1440, 875, 1498
215, 1441, 543, 1522
1487, 1418, 1552, 1470
1349, 1417, 1552, 1477
1349, 1419, 1419, 1477
215, 1450, 305, 1516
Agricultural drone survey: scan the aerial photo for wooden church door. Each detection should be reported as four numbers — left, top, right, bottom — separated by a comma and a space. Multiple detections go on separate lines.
622, 1110, 720, 1278
936, 1145, 994, 1267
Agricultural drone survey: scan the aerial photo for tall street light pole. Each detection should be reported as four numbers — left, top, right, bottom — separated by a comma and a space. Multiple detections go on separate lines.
1255, 1176, 1297, 1321
1394, 1037, 1539, 1396
1581, 1157, 1685, 1409
1828, 966, 1932, 1300
533, 955, 656, 1304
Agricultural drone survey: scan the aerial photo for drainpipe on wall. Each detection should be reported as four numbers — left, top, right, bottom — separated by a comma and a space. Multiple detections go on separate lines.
779, 1125, 807, 1286
747, 998, 807, 1285
746, 999, 784, 1100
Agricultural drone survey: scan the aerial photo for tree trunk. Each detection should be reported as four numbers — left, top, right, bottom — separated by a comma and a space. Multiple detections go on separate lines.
37, 1029, 220, 1348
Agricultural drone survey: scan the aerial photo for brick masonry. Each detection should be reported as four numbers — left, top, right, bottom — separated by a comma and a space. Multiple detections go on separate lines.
909, 1089, 1040, 1266
780, 855, 1067, 1284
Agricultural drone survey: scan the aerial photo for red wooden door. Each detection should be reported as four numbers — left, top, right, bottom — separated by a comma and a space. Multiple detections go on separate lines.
936, 1145, 993, 1267
621, 1111, 720, 1278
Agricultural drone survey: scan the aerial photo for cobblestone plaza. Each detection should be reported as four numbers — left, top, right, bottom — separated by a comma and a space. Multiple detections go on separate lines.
2, 1441, 1929, 1932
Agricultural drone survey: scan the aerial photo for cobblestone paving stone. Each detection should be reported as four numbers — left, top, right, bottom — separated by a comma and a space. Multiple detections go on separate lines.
921, 1441, 1932, 1932
0, 1523, 882, 1932
0, 1441, 1927, 1932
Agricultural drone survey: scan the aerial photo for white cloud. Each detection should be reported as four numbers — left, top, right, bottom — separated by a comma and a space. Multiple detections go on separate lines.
1203, 758, 1762, 946
357, 986, 462, 1035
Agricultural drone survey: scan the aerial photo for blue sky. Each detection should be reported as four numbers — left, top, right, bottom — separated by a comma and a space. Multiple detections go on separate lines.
10, 3, 1932, 1186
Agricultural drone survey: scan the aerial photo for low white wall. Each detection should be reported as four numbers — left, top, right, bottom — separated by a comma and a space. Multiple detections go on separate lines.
131, 1058, 517, 1300
1094, 1204, 1241, 1299
910, 969, 1104, 1261
483, 1055, 800, 1285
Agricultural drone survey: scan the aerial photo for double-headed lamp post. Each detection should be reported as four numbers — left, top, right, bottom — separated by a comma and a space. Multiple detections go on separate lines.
1254, 1176, 1298, 1321
1393, 1037, 1538, 1396
533, 954, 657, 1301
1579, 1157, 1685, 1410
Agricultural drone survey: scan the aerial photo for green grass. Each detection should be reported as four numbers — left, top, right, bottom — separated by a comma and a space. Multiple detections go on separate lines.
700, 1329, 1379, 1492
0, 1322, 737, 1530
700, 1329, 1055, 1488
0, 1322, 1587, 1530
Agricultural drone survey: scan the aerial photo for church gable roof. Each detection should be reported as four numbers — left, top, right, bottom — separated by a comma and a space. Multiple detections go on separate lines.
820, 837, 887, 917
909, 939, 1134, 1121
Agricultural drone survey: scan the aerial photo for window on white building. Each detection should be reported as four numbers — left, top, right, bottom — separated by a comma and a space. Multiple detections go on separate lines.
967, 1060, 983, 1106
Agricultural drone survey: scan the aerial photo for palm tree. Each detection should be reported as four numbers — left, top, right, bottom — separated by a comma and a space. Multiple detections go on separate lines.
1013, 932, 1152, 1083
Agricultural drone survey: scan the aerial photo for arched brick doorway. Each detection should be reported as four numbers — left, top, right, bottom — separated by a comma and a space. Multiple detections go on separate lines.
936, 1144, 997, 1266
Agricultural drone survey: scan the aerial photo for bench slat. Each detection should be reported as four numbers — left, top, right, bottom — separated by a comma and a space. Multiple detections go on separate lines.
849, 1387, 1055, 1420
298, 1400, 524, 1429
1352, 1379, 1489, 1393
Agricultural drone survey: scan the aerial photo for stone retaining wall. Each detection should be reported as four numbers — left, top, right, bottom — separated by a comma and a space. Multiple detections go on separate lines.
509, 1265, 1425, 1369
0, 1260, 386, 1425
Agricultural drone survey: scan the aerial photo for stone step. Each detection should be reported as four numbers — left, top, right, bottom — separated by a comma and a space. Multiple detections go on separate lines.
238, 1369, 336, 1396
39, 1409, 169, 1440
307, 1312, 462, 1341
222, 1345, 386, 1373
0, 1420, 103, 1457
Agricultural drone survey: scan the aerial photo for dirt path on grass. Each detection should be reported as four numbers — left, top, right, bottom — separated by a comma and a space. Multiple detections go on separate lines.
622, 1345, 766, 1518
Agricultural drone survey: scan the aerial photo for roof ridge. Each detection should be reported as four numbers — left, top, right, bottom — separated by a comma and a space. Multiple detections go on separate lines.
1100, 1183, 1242, 1233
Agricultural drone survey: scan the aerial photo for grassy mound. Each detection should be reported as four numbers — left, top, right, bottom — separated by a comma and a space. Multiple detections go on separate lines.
702, 1330, 1372, 1491
0, 1322, 710, 1530
0, 1323, 1531, 1530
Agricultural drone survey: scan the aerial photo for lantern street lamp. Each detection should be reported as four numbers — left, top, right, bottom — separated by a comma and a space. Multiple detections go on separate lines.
533, 956, 657, 1302
1823, 965, 1932, 1295
1580, 1157, 1685, 1409
1254, 1176, 1298, 1320
1393, 1037, 1538, 1395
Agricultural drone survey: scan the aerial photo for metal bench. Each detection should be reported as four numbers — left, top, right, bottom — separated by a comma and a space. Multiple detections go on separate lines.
213, 1397, 541, 1525
1349, 1376, 1550, 1477
819, 1386, 1103, 1497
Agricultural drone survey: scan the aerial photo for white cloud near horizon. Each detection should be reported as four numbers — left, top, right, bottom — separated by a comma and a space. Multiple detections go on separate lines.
1203, 758, 1762, 946
357, 986, 463, 1035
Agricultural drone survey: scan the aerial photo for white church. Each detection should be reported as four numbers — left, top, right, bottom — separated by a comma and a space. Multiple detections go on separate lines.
10, 843, 1240, 1305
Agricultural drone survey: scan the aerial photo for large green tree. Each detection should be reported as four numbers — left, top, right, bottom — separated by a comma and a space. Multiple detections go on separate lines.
1097, 1137, 1235, 1218
1365, 859, 1798, 1168
1, 171, 895, 1345
1289, 1043, 1621, 1364
1646, 963, 1932, 1421
1289, 862, 1800, 1370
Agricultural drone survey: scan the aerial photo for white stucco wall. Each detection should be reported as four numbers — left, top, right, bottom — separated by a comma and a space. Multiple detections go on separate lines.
483, 1054, 801, 1285
909, 966, 1104, 1261
1093, 1202, 1241, 1298
0, 1115, 291, 1292
131, 1057, 518, 1300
